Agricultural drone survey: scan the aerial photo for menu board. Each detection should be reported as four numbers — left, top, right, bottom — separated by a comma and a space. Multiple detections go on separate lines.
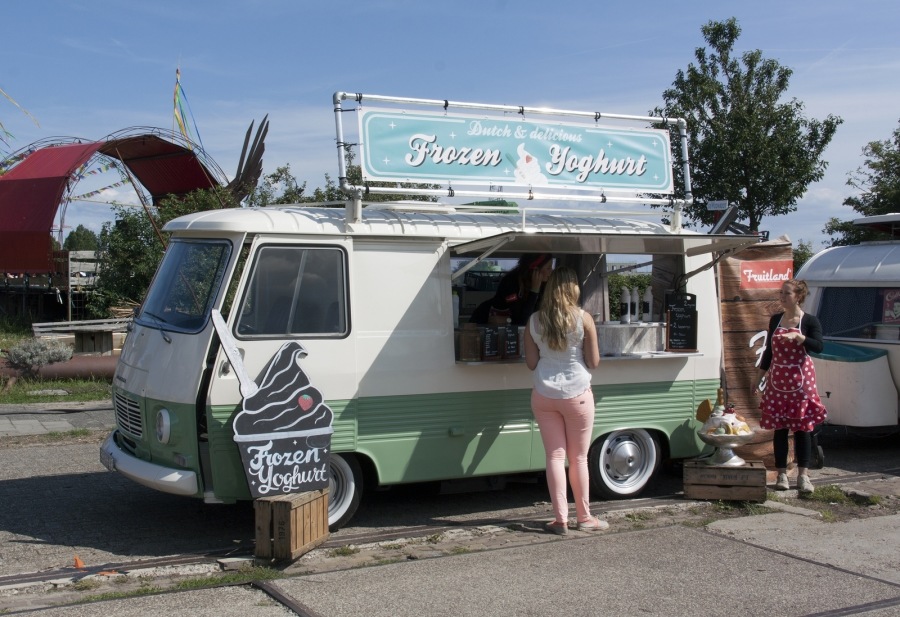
481, 326, 501, 360
665, 292, 698, 352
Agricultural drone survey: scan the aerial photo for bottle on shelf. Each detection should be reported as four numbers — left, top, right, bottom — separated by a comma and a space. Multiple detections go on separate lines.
642, 287, 653, 322
632, 288, 641, 323
619, 287, 631, 324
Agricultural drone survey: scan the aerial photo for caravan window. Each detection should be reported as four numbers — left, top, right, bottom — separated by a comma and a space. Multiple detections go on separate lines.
818, 286, 900, 341
236, 246, 348, 338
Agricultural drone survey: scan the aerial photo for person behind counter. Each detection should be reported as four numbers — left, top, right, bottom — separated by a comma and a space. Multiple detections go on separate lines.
469, 253, 553, 325
755, 279, 827, 494
524, 267, 606, 535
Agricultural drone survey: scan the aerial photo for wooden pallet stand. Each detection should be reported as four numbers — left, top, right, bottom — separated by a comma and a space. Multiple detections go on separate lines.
255, 489, 329, 561
683, 460, 767, 502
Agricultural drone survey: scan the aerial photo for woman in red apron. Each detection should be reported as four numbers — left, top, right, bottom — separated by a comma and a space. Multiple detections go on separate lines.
755, 279, 827, 494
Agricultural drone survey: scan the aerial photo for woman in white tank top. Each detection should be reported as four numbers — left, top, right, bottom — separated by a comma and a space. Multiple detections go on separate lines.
524, 267, 606, 535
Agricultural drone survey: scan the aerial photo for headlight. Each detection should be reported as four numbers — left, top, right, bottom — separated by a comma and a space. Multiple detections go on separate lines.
156, 408, 172, 444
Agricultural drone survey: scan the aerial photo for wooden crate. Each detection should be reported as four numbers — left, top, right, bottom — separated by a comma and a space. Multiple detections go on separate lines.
255, 489, 329, 561
683, 460, 767, 502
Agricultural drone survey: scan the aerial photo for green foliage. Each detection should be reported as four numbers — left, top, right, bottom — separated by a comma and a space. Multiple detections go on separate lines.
88, 187, 239, 317
0, 377, 110, 404
246, 164, 308, 206
607, 273, 651, 321
825, 120, 900, 246
653, 18, 842, 233
792, 239, 815, 273
63, 224, 99, 251
0, 315, 30, 351
5, 338, 72, 378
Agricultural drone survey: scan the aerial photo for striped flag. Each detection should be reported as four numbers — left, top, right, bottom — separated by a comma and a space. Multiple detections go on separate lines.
173, 68, 203, 150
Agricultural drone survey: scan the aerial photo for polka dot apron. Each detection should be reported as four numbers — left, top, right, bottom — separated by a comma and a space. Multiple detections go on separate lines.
759, 318, 827, 432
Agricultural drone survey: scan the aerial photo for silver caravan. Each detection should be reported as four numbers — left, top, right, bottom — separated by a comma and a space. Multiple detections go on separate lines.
797, 214, 900, 429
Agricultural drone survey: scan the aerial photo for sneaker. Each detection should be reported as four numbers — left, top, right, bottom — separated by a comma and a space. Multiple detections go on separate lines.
576, 516, 610, 532
544, 521, 568, 535
774, 473, 789, 491
798, 475, 814, 494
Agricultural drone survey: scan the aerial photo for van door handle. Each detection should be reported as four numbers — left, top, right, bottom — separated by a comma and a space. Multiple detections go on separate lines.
449, 427, 465, 437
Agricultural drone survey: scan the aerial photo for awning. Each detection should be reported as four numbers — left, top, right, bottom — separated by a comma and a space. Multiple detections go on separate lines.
450, 230, 758, 259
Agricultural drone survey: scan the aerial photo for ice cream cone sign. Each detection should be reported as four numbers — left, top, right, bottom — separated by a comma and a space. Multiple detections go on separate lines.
211, 309, 334, 498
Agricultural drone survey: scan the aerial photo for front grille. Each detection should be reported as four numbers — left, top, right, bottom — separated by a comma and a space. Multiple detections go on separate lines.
114, 391, 143, 438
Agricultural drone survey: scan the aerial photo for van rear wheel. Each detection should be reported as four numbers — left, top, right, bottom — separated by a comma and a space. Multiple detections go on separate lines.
329, 453, 362, 530
588, 429, 659, 498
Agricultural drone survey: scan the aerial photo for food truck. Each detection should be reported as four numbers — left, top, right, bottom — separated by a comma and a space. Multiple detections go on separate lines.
100, 93, 757, 528
796, 214, 900, 429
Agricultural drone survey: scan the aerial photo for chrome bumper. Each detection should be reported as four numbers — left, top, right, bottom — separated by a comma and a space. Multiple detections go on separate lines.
100, 431, 198, 497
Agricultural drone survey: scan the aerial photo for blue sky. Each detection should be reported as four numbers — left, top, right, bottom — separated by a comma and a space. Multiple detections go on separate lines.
2, 0, 899, 250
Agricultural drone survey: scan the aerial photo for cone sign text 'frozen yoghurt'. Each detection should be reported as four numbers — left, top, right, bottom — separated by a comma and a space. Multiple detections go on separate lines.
212, 311, 334, 498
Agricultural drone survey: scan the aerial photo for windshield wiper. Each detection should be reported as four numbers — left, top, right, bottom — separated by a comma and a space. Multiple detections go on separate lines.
142, 311, 172, 344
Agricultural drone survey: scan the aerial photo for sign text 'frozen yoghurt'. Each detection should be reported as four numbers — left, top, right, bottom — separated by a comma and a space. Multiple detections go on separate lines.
359, 108, 673, 192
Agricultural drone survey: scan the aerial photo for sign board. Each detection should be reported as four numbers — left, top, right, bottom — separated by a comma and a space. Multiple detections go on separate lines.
707, 200, 728, 211
883, 289, 900, 324
358, 108, 673, 193
739, 259, 793, 290
231, 342, 334, 499
665, 292, 697, 352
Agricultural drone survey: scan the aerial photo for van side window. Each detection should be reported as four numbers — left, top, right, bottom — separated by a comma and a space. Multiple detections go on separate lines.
235, 246, 348, 337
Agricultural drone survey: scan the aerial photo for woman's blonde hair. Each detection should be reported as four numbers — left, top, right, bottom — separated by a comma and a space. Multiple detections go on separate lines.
537, 267, 582, 351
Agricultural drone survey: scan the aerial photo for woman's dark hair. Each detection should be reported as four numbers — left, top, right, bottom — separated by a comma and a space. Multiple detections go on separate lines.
517, 253, 552, 272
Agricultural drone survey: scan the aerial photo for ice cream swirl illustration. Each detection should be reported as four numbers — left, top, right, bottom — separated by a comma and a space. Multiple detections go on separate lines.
513, 143, 549, 185
232, 342, 334, 442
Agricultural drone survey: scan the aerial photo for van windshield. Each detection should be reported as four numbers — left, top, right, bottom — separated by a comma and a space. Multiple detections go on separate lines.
137, 239, 232, 333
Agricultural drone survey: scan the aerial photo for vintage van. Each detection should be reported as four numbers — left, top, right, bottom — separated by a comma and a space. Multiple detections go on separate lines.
100, 93, 756, 528
796, 214, 900, 429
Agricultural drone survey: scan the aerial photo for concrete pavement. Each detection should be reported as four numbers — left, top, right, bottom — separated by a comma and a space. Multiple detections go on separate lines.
0, 400, 114, 436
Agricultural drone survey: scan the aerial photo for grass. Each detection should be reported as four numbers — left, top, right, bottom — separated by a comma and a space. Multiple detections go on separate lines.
801, 484, 881, 506
77, 566, 282, 604
0, 317, 30, 351
711, 500, 776, 516
0, 376, 111, 404
1, 321, 113, 405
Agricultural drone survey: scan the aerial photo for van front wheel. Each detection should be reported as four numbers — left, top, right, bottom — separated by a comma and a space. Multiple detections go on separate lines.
588, 430, 659, 499
328, 454, 362, 530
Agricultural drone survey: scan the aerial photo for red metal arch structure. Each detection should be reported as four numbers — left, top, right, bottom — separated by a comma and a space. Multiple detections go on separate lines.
0, 130, 224, 274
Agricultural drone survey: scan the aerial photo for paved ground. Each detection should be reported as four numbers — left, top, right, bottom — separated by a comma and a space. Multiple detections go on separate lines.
0, 400, 114, 436
2, 402, 899, 616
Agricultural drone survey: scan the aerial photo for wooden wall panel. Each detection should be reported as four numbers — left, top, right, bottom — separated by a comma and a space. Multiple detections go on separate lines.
719, 240, 793, 425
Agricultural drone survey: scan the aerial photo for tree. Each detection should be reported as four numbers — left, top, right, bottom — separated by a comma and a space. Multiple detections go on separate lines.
294, 150, 439, 204
246, 164, 308, 206
824, 119, 900, 245
653, 18, 842, 232
88, 187, 239, 316
792, 239, 814, 273
63, 224, 99, 251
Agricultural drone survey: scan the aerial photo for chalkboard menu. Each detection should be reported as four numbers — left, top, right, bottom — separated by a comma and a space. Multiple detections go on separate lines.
665, 292, 698, 352
501, 325, 520, 359
481, 326, 501, 360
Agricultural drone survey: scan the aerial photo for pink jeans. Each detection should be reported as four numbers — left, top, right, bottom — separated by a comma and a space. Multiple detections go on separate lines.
531, 388, 595, 524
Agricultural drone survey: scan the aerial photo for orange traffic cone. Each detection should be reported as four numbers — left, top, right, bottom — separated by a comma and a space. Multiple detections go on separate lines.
73, 555, 85, 569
